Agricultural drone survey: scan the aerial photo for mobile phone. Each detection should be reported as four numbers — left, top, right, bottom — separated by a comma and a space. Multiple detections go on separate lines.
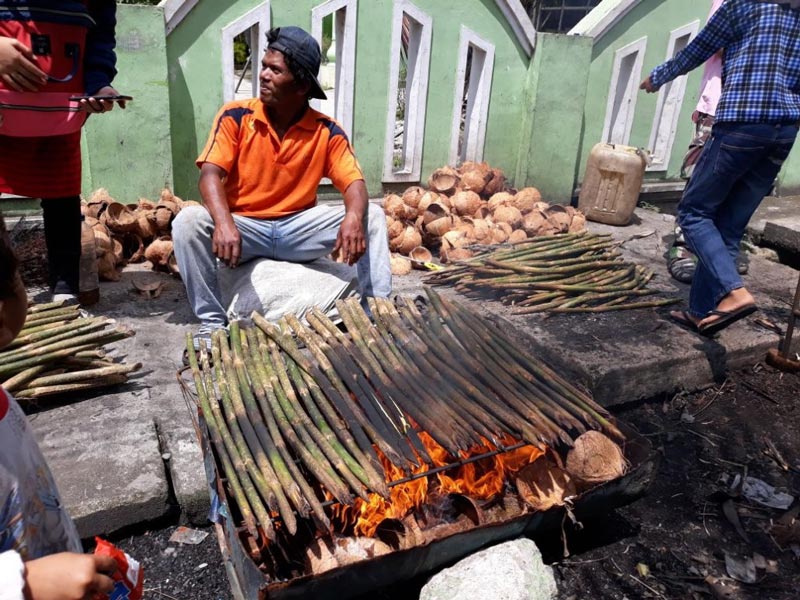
68, 94, 133, 102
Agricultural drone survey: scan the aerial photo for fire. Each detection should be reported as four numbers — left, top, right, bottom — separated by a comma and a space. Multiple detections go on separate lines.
332, 432, 544, 537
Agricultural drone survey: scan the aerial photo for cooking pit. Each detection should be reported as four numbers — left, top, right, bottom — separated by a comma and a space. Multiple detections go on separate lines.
182, 290, 658, 599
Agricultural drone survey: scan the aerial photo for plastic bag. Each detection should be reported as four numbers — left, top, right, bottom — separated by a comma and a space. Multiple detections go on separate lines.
94, 538, 144, 600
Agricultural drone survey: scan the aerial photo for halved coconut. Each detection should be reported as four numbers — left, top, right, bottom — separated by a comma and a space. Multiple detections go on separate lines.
515, 455, 577, 512
493, 205, 524, 229
392, 225, 422, 256
522, 210, 547, 236
546, 205, 571, 233
483, 168, 506, 197
417, 191, 439, 214
451, 191, 482, 217
441, 247, 474, 263
155, 206, 175, 233
383, 194, 405, 220
428, 166, 460, 194
565, 430, 627, 489
102, 202, 138, 234
390, 254, 412, 276
569, 212, 587, 233
422, 203, 450, 227
402, 186, 425, 209
387, 218, 404, 239
409, 246, 433, 263
136, 210, 158, 240
488, 192, 514, 212
144, 236, 175, 268
459, 169, 490, 195
473, 205, 491, 220
508, 229, 528, 244
425, 215, 456, 238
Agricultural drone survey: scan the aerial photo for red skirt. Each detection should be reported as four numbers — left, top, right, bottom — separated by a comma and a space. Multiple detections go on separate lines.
0, 132, 82, 198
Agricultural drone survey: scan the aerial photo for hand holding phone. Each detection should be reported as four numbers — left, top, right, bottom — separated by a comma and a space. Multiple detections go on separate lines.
70, 87, 130, 113
69, 94, 132, 102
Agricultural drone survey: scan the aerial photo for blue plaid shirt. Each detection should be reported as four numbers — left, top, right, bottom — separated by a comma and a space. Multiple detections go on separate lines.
650, 0, 800, 124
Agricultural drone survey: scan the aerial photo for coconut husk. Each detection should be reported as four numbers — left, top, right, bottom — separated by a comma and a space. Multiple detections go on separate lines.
160, 189, 175, 204
97, 253, 120, 282
409, 246, 433, 263
390, 225, 422, 256
122, 233, 146, 263
417, 191, 438, 214
546, 205, 571, 233
144, 237, 175, 268
422, 203, 450, 227
471, 219, 492, 243
383, 194, 405, 220
508, 229, 528, 244
459, 169, 490, 195
441, 229, 468, 250
428, 166, 460, 194
473, 205, 491, 220
451, 191, 483, 217
569, 212, 587, 233
86, 189, 113, 219
305, 537, 392, 576
136, 210, 158, 239
441, 247, 474, 263
425, 215, 456, 238
111, 238, 124, 266
458, 161, 491, 178
515, 454, 577, 511
491, 226, 510, 245
493, 205, 523, 229
522, 210, 547, 236
138, 198, 156, 210
402, 186, 425, 209
101, 202, 138, 234
483, 168, 506, 197
390, 254, 412, 276
488, 192, 514, 212
92, 227, 113, 256
533, 201, 550, 212
565, 431, 628, 489
437, 193, 452, 210
513, 187, 543, 213
387, 217, 404, 239
155, 206, 175, 232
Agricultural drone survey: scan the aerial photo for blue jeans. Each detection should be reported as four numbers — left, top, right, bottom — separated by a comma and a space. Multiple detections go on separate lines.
678, 121, 799, 318
172, 203, 392, 331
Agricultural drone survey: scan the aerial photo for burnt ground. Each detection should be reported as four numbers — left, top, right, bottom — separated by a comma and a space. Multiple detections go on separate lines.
99, 365, 800, 600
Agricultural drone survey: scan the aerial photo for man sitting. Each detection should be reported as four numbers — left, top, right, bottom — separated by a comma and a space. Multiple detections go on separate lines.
173, 26, 391, 353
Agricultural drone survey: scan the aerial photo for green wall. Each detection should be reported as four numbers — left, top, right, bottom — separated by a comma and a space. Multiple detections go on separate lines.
579, 0, 705, 185
81, 4, 173, 201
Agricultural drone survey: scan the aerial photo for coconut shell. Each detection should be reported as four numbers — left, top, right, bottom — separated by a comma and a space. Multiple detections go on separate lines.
569, 212, 587, 233
383, 194, 406, 220
493, 205, 523, 229
514, 187, 543, 212
138, 198, 156, 210
157, 198, 179, 216
422, 203, 450, 226
437, 193, 452, 209
402, 186, 425, 209
393, 225, 422, 256
522, 210, 547, 237
409, 246, 433, 263
533, 201, 550, 212
515, 455, 577, 512
458, 161, 491, 178
155, 206, 175, 232
425, 215, 456, 238
122, 233, 145, 263
387, 218, 404, 239
144, 237, 175, 268
471, 219, 492, 243
111, 238, 124, 266
473, 205, 491, 219
483, 168, 506, 196
89, 188, 114, 205
390, 254, 412, 276
428, 166, 460, 194
451, 191, 483, 217
84, 216, 99, 228
488, 192, 514, 212
441, 247, 474, 263
546, 206, 571, 233
565, 431, 627, 488
159, 188, 175, 204
491, 226, 510, 245
97, 252, 120, 282
508, 229, 528, 244
102, 202, 139, 234
441, 229, 468, 250
459, 169, 489, 195
136, 210, 158, 239
417, 191, 438, 214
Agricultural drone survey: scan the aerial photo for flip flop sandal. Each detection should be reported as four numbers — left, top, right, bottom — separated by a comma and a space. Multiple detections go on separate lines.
698, 304, 758, 337
668, 245, 698, 284
669, 310, 700, 333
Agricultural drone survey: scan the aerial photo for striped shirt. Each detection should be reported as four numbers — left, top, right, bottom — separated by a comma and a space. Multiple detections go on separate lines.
650, 0, 800, 124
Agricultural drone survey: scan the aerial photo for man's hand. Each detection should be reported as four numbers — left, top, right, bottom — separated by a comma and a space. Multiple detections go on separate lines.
333, 211, 366, 266
639, 76, 658, 94
23, 552, 117, 600
77, 85, 127, 114
0, 37, 46, 91
212, 218, 242, 268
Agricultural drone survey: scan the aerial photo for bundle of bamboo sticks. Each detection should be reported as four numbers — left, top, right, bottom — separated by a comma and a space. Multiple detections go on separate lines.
186, 290, 622, 542
1, 301, 140, 398
425, 231, 678, 314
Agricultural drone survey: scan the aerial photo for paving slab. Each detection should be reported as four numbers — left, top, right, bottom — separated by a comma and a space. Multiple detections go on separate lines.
748, 195, 800, 254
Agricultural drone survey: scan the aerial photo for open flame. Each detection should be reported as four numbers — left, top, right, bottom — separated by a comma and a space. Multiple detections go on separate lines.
332, 432, 544, 537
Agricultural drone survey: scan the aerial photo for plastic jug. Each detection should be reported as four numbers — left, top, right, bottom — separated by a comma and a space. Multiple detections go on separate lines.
79, 216, 100, 306
578, 143, 649, 226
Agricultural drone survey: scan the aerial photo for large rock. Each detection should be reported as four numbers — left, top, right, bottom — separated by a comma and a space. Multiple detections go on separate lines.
420, 539, 558, 600
218, 257, 357, 322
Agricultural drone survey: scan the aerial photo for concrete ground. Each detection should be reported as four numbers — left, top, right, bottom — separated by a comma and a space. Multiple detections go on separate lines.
26, 203, 800, 539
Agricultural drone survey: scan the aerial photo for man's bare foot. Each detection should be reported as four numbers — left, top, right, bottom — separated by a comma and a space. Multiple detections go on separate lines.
699, 288, 756, 329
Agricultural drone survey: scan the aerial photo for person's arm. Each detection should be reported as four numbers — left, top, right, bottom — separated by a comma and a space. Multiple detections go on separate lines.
80, 0, 123, 114
640, 2, 736, 92
198, 163, 242, 268
0, 551, 116, 600
334, 180, 368, 265
0, 37, 46, 91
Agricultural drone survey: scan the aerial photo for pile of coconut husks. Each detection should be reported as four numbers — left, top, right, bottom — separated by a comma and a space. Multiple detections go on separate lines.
383, 162, 588, 275
82, 188, 198, 281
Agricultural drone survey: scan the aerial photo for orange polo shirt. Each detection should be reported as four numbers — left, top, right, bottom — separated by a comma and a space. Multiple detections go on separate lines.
196, 99, 364, 218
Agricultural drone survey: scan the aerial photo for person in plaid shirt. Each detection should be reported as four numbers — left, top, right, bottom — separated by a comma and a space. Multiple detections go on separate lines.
641, 0, 800, 336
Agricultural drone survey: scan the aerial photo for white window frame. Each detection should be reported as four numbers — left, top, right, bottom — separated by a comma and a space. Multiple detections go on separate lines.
602, 36, 647, 146
647, 21, 700, 171
382, 1, 433, 183
449, 27, 496, 165
311, 0, 357, 135
221, 3, 270, 103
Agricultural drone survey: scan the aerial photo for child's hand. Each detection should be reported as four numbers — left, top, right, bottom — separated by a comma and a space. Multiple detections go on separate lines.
0, 36, 46, 91
23, 552, 117, 600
